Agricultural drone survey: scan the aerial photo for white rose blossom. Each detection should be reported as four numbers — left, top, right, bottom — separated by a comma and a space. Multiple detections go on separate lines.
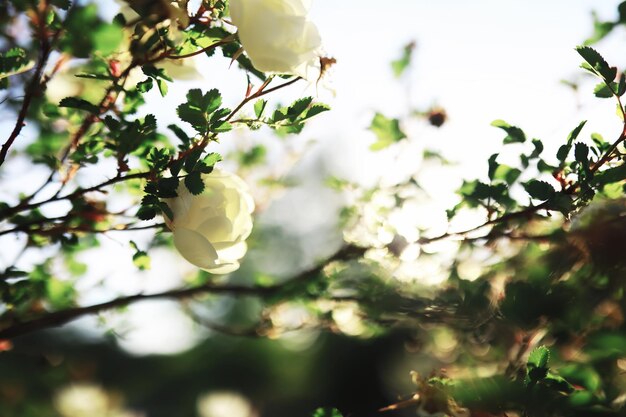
164, 170, 255, 274
229, 0, 323, 79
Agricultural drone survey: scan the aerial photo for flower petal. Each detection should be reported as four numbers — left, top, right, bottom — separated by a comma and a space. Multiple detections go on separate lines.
173, 227, 219, 270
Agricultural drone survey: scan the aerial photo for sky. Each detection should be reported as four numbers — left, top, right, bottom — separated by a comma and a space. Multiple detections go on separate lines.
2, 0, 626, 356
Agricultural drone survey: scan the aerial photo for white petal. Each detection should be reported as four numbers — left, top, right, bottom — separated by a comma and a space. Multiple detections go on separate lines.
173, 228, 219, 270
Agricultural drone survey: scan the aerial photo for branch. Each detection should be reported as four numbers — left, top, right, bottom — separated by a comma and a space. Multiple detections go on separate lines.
0, 9, 59, 167
0, 244, 365, 340
225, 76, 302, 122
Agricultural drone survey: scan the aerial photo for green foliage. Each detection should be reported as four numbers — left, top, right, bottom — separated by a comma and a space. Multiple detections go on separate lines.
391, 41, 415, 78
0, 48, 32, 88
311, 408, 343, 417
491, 119, 526, 144
177, 88, 232, 135
3, 2, 626, 416
369, 112, 407, 150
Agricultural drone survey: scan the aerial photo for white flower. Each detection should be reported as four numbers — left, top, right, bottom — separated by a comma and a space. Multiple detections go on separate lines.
229, 0, 323, 79
164, 170, 255, 274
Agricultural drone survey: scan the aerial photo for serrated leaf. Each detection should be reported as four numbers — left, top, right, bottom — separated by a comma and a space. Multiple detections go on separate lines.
137, 205, 157, 220
287, 97, 313, 119
528, 345, 550, 369
59, 97, 99, 113
169, 158, 184, 177
369, 113, 406, 150
524, 180, 555, 201
491, 119, 526, 144
575, 45, 616, 81
574, 142, 589, 164
184, 147, 203, 172
157, 177, 179, 198
303, 103, 330, 120
184, 172, 205, 195
203, 152, 222, 167
177, 88, 223, 133
593, 82, 613, 98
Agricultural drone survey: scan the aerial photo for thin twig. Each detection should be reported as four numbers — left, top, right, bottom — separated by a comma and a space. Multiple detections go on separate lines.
0, 245, 365, 340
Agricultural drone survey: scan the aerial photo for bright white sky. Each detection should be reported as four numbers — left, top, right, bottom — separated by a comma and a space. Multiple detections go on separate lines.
3, 0, 626, 355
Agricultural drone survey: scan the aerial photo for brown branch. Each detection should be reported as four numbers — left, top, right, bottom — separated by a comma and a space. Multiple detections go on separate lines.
0, 245, 365, 340
0, 8, 58, 167
225, 76, 302, 122
158, 36, 235, 61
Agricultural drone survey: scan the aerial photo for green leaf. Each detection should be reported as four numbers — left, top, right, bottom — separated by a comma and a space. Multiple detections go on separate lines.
254, 99, 267, 118
369, 113, 406, 150
137, 78, 154, 93
0, 48, 33, 81
491, 119, 526, 144
238, 145, 266, 166
530, 138, 544, 159
168, 124, 191, 145
557, 121, 587, 163
177, 88, 223, 133
494, 165, 522, 185
92, 23, 124, 56
584, 12, 615, 45
488, 153, 499, 180
544, 373, 575, 394
184, 172, 205, 195
575, 45, 616, 81
593, 82, 613, 98
527, 346, 550, 383
157, 177, 179, 198
137, 205, 157, 221
574, 142, 589, 164
203, 152, 222, 167
158, 201, 174, 222
157, 78, 168, 97
528, 346, 550, 369
59, 97, 99, 113
184, 147, 203, 173
391, 41, 415, 78
287, 97, 313, 120
303, 103, 331, 120
130, 241, 151, 271
524, 180, 555, 201
593, 164, 626, 186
